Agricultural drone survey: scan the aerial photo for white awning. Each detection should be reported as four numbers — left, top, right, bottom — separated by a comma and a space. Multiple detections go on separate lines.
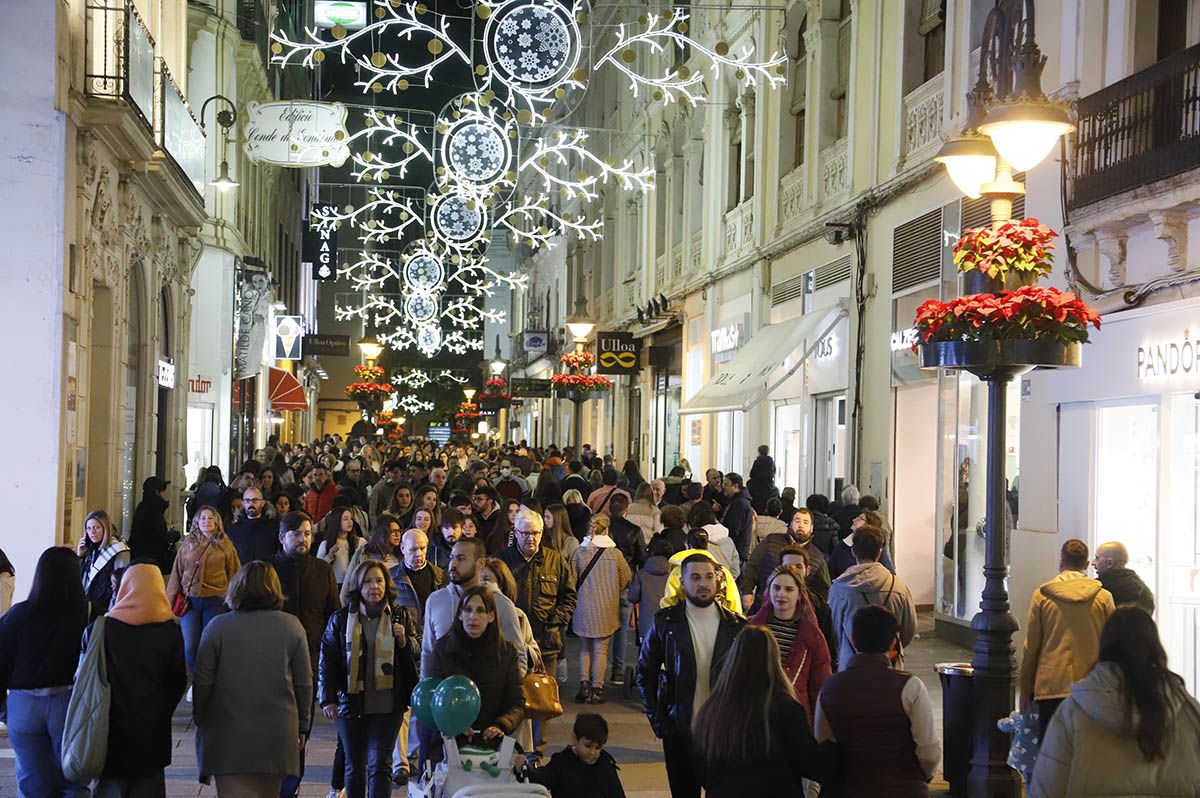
679, 303, 848, 415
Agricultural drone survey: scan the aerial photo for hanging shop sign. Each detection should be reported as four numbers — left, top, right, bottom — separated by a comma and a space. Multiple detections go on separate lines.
303, 334, 351, 357
595, 331, 640, 374
274, 315, 304, 360
523, 330, 549, 358
244, 101, 350, 167
233, 270, 271, 380
304, 204, 339, 281
313, 0, 368, 29
511, 378, 553, 398
157, 358, 176, 389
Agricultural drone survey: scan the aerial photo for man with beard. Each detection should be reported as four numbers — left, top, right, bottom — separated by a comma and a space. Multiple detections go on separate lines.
636, 555, 745, 798
740, 508, 833, 612
417, 537, 526, 766
303, 464, 338, 523
227, 487, 279, 565
271, 511, 339, 798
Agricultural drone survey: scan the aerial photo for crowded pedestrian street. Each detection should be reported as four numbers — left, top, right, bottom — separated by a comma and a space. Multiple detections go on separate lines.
4, 0, 1200, 797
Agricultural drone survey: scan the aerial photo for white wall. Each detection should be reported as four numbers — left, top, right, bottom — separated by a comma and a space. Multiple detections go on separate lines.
0, 0, 67, 598
893, 382, 937, 604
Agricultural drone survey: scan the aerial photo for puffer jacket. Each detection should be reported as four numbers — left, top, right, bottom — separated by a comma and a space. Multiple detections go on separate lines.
167, 533, 241, 603
635, 601, 745, 738
1029, 661, 1200, 797
828, 562, 917, 671
317, 603, 420, 718
496, 545, 577, 658
624, 500, 663, 544
1097, 567, 1155, 614
700, 523, 740, 579
809, 510, 840, 558
1020, 570, 1115, 701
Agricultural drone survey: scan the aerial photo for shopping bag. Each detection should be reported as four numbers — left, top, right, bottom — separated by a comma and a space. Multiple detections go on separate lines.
61, 616, 110, 783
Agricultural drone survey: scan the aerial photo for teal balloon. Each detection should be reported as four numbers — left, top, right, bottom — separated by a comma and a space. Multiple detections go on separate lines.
432, 675, 481, 736
410, 679, 439, 729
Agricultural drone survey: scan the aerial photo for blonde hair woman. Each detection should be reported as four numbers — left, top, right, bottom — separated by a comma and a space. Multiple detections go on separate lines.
76, 509, 130, 620
167, 505, 242, 672
569, 514, 632, 704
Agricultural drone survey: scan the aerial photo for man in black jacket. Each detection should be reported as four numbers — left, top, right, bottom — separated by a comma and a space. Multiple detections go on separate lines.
830, 484, 863, 540
497, 507, 577, 757
272, 511, 340, 798
129, 476, 173, 573
562, 460, 592, 501
719, 473, 754, 569
636, 554, 745, 798
1093, 541, 1155, 613
228, 487, 279, 565
805, 493, 841, 558
606, 492, 647, 686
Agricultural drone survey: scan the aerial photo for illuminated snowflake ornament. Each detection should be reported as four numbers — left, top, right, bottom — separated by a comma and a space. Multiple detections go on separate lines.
429, 191, 488, 248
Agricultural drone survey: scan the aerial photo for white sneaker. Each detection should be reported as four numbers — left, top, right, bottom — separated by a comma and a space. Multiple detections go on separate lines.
327, 789, 343, 798
186, 685, 193, 703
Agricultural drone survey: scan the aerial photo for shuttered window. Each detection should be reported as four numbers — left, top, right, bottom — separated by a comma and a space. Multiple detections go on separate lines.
892, 208, 941, 293
815, 255, 853, 291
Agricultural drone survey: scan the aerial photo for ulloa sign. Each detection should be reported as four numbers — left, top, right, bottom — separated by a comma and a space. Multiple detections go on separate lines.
596, 331, 640, 375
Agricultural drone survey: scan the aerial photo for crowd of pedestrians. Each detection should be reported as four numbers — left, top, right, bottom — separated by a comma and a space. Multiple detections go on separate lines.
0, 434, 1197, 798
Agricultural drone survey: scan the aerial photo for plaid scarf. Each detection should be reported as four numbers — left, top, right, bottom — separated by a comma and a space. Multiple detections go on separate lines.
346, 605, 395, 694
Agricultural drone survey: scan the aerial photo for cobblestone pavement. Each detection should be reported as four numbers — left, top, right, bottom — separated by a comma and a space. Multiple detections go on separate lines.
0, 614, 968, 797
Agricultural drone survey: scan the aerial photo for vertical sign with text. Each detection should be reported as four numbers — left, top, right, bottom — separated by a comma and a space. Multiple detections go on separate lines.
304, 204, 338, 281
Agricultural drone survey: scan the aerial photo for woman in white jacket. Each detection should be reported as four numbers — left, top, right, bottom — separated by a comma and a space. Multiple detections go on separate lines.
624, 483, 663, 544
1030, 607, 1200, 797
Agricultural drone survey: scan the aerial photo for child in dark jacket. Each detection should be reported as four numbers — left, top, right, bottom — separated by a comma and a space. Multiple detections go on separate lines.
527, 713, 625, 798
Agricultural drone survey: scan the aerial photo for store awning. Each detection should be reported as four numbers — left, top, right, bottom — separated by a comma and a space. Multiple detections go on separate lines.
268, 367, 308, 412
679, 303, 848, 415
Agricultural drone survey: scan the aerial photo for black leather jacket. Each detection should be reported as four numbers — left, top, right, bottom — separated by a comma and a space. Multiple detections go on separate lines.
318, 603, 420, 718
636, 601, 745, 738
496, 545, 576, 657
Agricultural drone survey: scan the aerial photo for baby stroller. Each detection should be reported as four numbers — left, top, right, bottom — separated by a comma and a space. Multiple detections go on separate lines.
408, 735, 548, 798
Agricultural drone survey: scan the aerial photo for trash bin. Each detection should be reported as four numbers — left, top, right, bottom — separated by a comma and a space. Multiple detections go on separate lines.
936, 662, 974, 797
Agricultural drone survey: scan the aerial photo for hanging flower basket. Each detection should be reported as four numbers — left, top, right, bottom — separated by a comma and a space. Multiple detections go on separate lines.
552, 373, 613, 397
479, 377, 511, 409
560, 350, 595, 369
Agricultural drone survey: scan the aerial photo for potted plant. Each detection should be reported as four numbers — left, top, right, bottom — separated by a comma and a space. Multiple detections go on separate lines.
913, 285, 1100, 372
551, 373, 613, 401
954, 217, 1058, 294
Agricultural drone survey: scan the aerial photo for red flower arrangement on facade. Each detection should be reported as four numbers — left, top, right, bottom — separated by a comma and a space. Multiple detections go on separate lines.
913, 285, 1101, 348
560, 350, 595, 369
479, 377, 511, 401
954, 218, 1058, 278
551, 373, 613, 392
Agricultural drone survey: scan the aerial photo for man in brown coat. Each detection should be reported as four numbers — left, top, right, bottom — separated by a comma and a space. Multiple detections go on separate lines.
1019, 538, 1115, 739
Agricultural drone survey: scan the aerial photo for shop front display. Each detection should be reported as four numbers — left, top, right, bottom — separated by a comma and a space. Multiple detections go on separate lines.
1044, 297, 1200, 695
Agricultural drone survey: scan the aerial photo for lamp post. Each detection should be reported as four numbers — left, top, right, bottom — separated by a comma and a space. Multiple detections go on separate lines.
199, 94, 240, 192
357, 335, 384, 367
930, 2, 1074, 795
564, 308, 595, 451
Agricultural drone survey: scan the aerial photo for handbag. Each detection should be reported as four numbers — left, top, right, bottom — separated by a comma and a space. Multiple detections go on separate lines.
172, 539, 212, 617
522, 667, 563, 721
61, 616, 110, 783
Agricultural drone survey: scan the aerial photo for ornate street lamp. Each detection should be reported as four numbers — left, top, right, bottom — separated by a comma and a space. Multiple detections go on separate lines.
930, 3, 1075, 796
564, 299, 595, 449
357, 335, 384, 366
489, 335, 507, 376
200, 94, 240, 192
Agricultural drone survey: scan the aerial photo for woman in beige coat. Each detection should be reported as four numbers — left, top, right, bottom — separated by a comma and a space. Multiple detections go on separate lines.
624, 483, 663, 544
1030, 608, 1200, 797
569, 515, 631, 704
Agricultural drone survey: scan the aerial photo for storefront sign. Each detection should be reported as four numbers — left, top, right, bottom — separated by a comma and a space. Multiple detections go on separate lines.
314, 0, 368, 29
511, 378, 553, 398
523, 331, 549, 358
274, 315, 304, 360
303, 334, 351, 357
890, 327, 919, 353
711, 320, 748, 364
244, 102, 350, 167
188, 375, 213, 394
595, 331, 640, 374
157, 358, 176, 389
305, 204, 339, 281
814, 334, 837, 361
1137, 329, 1200, 380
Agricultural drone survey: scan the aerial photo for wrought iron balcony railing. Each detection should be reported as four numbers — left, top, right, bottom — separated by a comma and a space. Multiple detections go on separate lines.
84, 0, 156, 131
1070, 43, 1200, 210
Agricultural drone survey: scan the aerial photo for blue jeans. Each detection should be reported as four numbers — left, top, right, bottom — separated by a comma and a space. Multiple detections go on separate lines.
180, 595, 227, 673
7, 689, 89, 798
337, 713, 404, 798
609, 597, 633, 677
